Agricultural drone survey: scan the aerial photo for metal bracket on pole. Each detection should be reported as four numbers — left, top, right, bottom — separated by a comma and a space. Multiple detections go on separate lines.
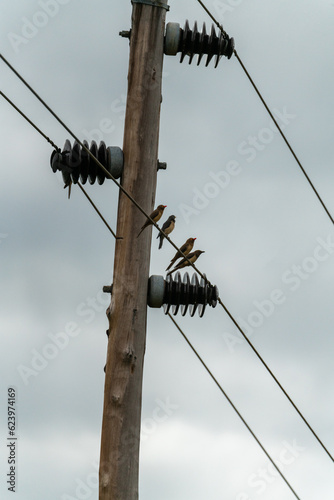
132, 0, 170, 10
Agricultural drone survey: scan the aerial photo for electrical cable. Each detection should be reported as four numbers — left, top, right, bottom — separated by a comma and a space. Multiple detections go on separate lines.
0, 54, 154, 219
191, 0, 334, 462
233, 51, 334, 225
77, 182, 121, 239
0, 89, 119, 240
0, 54, 208, 274
194, 0, 227, 36
2, 54, 333, 464
217, 296, 334, 463
0, 90, 59, 151
168, 312, 301, 500
1, 9, 332, 496
193, 3, 334, 226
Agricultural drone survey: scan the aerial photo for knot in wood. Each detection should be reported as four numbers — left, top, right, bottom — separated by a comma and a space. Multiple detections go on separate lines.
123, 348, 137, 365
111, 394, 121, 406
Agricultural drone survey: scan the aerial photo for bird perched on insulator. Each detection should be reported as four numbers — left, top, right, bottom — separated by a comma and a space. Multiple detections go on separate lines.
157, 215, 176, 249
167, 249, 205, 275
137, 204, 167, 237
166, 237, 196, 271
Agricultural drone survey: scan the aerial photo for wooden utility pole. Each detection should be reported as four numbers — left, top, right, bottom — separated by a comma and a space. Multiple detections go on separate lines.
99, 2, 168, 499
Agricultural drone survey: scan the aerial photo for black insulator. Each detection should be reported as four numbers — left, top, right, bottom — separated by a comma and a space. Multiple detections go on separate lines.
50, 140, 119, 185
98, 141, 108, 185
162, 272, 218, 317
80, 140, 89, 184
178, 20, 234, 68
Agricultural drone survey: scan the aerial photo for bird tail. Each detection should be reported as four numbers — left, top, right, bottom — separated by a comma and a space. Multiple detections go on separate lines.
166, 257, 176, 271
166, 266, 178, 276
158, 234, 164, 249
137, 222, 149, 238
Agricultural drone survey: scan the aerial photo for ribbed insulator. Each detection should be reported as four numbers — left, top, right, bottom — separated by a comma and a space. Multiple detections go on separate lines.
148, 272, 218, 317
165, 20, 235, 68
50, 140, 123, 185
162, 272, 218, 317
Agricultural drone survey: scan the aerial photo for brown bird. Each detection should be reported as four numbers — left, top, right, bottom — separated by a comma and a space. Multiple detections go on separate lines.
166, 237, 196, 271
137, 204, 167, 237
157, 215, 176, 249
167, 249, 205, 275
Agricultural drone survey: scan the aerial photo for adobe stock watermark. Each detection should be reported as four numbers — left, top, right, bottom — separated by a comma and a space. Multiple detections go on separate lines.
223, 234, 334, 352
178, 106, 296, 224
235, 439, 305, 499
61, 461, 99, 500
61, 397, 178, 500
8, 0, 72, 54
0, 233, 8, 244
81, 93, 126, 144
17, 288, 110, 385
213, 0, 245, 21
80, 65, 170, 144
140, 397, 179, 442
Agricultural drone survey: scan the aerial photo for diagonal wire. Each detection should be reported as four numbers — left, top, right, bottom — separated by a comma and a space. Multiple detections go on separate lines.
195, 0, 227, 35
77, 182, 121, 239
0, 89, 119, 240
217, 296, 334, 463
2, 54, 333, 464
168, 312, 301, 500
192, 0, 334, 462
0, 54, 208, 272
0, 90, 59, 151
192, 3, 334, 226
233, 51, 334, 225
0, 54, 149, 213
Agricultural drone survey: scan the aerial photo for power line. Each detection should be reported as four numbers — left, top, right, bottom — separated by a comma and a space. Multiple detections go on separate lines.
0, 90, 59, 151
0, 57, 202, 271
167, 312, 302, 500
2, 54, 333, 464
0, 54, 154, 218
77, 182, 121, 239
217, 296, 334, 463
1, 90, 119, 240
195, 0, 227, 36
193, 2, 334, 226
190, 0, 334, 462
0, 54, 209, 275
233, 51, 334, 225
0, 16, 328, 500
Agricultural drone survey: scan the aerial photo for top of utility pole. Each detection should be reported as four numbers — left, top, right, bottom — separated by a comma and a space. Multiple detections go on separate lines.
132, 0, 169, 10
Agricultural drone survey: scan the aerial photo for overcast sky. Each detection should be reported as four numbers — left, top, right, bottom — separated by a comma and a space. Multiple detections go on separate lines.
1, 1, 334, 499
